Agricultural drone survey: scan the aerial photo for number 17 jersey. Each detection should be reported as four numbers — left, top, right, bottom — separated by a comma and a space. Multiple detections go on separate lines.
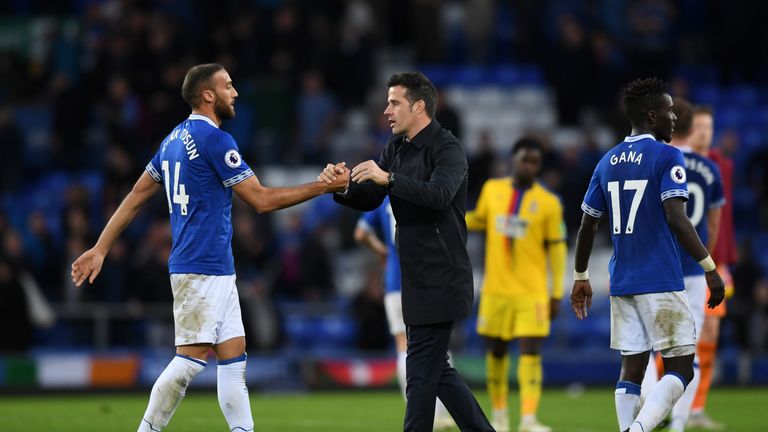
146, 114, 254, 275
581, 134, 688, 296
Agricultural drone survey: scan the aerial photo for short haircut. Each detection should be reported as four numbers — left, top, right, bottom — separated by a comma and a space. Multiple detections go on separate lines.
181, 63, 225, 108
672, 97, 693, 138
693, 104, 714, 117
622, 77, 669, 126
511, 136, 543, 156
387, 72, 437, 118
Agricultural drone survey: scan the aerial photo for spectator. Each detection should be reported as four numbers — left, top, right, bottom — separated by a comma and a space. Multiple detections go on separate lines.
467, 130, 495, 207
730, 239, 767, 354
351, 269, 390, 351
0, 252, 33, 352
295, 70, 339, 164
544, 13, 591, 125
23, 211, 62, 301
0, 105, 24, 191
435, 88, 462, 139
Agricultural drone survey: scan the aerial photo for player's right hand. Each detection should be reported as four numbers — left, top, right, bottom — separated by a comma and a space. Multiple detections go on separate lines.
71, 248, 105, 287
318, 162, 347, 184
704, 269, 725, 308
570, 280, 593, 320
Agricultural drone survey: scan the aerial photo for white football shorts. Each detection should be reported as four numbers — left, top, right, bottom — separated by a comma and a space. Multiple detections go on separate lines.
610, 290, 696, 357
684, 274, 707, 339
170, 273, 245, 346
384, 291, 406, 336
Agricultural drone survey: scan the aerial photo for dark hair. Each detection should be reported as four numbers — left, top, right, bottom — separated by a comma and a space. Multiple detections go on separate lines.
671, 97, 693, 138
692, 104, 714, 117
511, 136, 543, 156
181, 63, 225, 108
387, 72, 437, 118
622, 77, 668, 126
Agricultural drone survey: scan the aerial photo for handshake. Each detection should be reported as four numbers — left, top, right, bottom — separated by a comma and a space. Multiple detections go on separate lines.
317, 160, 390, 193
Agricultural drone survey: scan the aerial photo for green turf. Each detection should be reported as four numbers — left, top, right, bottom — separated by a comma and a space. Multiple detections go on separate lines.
0, 388, 764, 431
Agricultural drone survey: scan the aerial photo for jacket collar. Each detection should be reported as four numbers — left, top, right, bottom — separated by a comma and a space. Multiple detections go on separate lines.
404, 119, 442, 149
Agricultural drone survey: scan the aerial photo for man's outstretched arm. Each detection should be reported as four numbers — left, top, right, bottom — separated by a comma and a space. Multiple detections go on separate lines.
232, 168, 349, 214
72, 171, 161, 286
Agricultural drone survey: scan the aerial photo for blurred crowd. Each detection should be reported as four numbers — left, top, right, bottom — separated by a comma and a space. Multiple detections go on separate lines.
1, 0, 767, 356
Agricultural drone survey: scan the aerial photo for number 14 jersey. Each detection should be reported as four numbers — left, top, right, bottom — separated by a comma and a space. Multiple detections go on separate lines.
146, 114, 254, 275
581, 134, 688, 296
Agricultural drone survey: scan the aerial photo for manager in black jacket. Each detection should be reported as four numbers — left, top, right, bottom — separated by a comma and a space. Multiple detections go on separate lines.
320, 72, 493, 432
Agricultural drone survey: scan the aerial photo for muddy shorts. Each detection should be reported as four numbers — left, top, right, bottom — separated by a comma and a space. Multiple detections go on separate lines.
170, 273, 244, 346
610, 290, 696, 357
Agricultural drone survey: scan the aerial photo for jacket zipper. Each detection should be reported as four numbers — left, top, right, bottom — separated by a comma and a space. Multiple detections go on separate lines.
434, 223, 454, 266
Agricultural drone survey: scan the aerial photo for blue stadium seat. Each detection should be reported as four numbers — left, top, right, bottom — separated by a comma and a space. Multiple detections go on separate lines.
420, 66, 450, 87
518, 64, 545, 85
490, 65, 521, 86
750, 233, 768, 275
723, 85, 759, 107
691, 85, 720, 106
284, 315, 317, 347
76, 172, 104, 196
13, 106, 52, 170
716, 106, 742, 129
450, 66, 486, 87
732, 188, 760, 236
750, 106, 768, 128
674, 64, 718, 84
318, 315, 357, 348
741, 128, 764, 151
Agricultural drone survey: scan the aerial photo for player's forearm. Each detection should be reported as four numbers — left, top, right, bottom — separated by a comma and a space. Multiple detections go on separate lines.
252, 182, 327, 213
548, 240, 567, 298
94, 173, 158, 255
94, 192, 144, 255
574, 214, 599, 272
706, 207, 722, 253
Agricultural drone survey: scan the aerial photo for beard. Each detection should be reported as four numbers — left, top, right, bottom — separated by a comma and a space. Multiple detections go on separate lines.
214, 96, 235, 120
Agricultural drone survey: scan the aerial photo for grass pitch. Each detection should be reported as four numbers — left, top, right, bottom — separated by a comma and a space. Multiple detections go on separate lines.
0, 387, 765, 431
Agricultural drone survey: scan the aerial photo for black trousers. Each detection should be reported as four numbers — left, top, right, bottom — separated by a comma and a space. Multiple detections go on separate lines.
403, 321, 495, 432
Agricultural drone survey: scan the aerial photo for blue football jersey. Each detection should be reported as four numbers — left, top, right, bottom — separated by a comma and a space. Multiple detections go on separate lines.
582, 134, 688, 296
146, 114, 254, 275
679, 149, 724, 276
357, 196, 401, 293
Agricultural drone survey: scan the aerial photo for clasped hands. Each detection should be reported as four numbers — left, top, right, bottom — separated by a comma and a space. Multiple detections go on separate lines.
317, 160, 389, 189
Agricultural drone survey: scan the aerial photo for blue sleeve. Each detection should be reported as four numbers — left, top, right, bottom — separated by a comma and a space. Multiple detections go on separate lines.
202, 131, 254, 188
709, 162, 725, 208
659, 148, 689, 202
146, 145, 164, 184
581, 167, 606, 218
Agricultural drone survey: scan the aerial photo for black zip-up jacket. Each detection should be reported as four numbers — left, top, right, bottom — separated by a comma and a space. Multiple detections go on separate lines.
334, 120, 473, 326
